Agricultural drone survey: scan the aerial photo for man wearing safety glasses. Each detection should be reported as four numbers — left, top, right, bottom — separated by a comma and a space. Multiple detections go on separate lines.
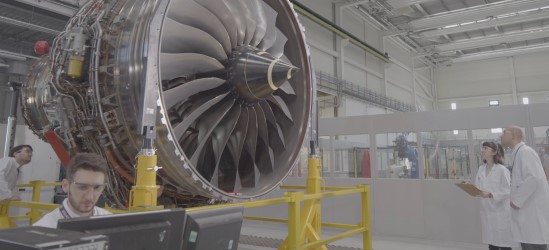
34, 153, 111, 228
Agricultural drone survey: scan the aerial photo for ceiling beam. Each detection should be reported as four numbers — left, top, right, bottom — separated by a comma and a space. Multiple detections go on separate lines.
14, 0, 78, 17
386, 0, 436, 9
0, 49, 31, 61
0, 15, 61, 35
337, 0, 368, 8
418, 11, 549, 38
437, 26, 549, 52
451, 43, 549, 63
409, 0, 549, 31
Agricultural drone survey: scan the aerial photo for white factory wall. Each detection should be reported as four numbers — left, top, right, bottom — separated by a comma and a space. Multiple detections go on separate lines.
436, 50, 549, 110
296, 0, 435, 117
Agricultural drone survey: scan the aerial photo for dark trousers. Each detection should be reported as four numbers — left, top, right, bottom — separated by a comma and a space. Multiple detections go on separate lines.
521, 243, 548, 250
489, 244, 512, 250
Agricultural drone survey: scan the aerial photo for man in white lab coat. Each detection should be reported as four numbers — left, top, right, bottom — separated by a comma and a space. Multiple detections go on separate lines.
0, 145, 33, 201
501, 126, 549, 250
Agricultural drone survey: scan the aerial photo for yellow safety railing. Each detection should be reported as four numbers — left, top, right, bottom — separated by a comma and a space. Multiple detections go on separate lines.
184, 184, 371, 250
0, 180, 61, 228
186, 156, 371, 250
0, 158, 371, 250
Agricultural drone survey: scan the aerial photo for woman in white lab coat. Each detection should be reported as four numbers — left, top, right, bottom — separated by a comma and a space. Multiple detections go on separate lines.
474, 141, 518, 250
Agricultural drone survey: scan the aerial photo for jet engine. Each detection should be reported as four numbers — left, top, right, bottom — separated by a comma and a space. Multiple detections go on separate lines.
22, 0, 312, 205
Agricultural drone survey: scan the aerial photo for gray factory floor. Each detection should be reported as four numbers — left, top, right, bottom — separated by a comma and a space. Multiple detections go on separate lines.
238, 221, 489, 250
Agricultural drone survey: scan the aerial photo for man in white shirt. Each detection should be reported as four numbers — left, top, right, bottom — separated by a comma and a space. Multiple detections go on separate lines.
34, 153, 111, 228
500, 126, 549, 250
0, 145, 33, 201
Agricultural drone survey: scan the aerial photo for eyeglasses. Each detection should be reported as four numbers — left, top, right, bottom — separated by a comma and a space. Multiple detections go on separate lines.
68, 179, 106, 195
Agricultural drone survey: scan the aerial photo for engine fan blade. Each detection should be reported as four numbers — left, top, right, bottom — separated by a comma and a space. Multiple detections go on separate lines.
223, 0, 247, 45
240, 106, 259, 187
211, 104, 242, 164
277, 81, 295, 96
254, 103, 269, 148
211, 105, 242, 189
163, 77, 225, 109
240, 0, 257, 45
227, 107, 249, 169
249, 0, 267, 47
257, 1, 278, 51
190, 98, 236, 167
160, 53, 224, 80
168, 0, 231, 54
172, 92, 229, 139
266, 94, 293, 123
254, 104, 274, 175
244, 106, 258, 158
267, 29, 287, 58
259, 99, 285, 150
195, 0, 238, 49
162, 18, 227, 61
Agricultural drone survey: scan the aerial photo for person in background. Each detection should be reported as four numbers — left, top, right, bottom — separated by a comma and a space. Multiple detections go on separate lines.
500, 126, 549, 250
474, 141, 517, 250
0, 145, 33, 201
33, 153, 111, 228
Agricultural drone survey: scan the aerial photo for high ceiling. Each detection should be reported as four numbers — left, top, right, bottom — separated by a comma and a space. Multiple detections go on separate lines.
0, 0, 71, 59
0, 0, 548, 69
340, 0, 549, 66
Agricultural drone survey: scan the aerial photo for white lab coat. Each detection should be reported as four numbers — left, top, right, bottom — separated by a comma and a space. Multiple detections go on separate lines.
510, 142, 549, 244
0, 157, 20, 200
475, 163, 517, 247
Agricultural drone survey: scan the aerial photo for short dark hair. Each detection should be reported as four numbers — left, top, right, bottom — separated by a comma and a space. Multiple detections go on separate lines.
9, 145, 33, 157
66, 153, 108, 180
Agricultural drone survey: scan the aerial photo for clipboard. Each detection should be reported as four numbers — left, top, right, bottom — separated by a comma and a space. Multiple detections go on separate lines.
455, 183, 483, 197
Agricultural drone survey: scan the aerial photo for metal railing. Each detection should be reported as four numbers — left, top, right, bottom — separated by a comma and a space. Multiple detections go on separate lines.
1, 181, 371, 250
0, 181, 61, 227
316, 71, 416, 112
188, 184, 372, 250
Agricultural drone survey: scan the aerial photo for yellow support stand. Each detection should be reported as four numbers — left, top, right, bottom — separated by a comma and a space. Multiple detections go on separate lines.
128, 151, 163, 211
26, 180, 46, 224
0, 204, 15, 228
279, 155, 327, 250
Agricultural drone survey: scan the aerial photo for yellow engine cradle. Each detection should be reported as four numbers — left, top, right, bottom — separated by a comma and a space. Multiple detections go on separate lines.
128, 153, 163, 211
279, 156, 326, 250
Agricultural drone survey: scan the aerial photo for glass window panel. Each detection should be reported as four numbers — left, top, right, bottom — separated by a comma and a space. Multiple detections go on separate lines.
318, 134, 370, 178
533, 126, 549, 182
319, 136, 331, 177
376, 132, 418, 179
421, 130, 469, 180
